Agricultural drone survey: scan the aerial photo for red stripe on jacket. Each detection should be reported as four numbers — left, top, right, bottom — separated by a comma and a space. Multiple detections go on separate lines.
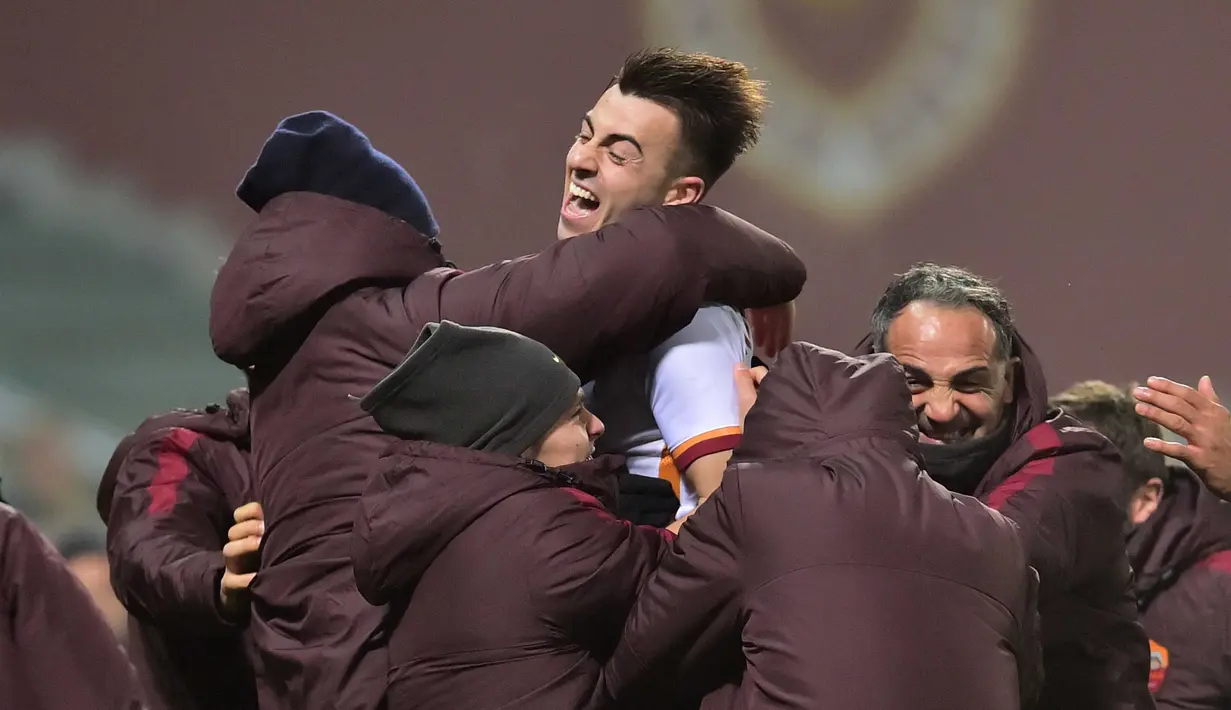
985, 424, 1064, 510
1197, 549, 1231, 576
148, 428, 203, 514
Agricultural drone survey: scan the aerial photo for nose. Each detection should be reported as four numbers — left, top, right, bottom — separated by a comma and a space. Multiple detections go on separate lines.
588, 413, 605, 440
567, 140, 599, 176
920, 389, 962, 423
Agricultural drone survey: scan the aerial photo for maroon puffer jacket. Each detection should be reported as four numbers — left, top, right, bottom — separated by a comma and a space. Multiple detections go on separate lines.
209, 192, 807, 710
597, 344, 1041, 710
98, 389, 257, 710
1129, 465, 1231, 708
854, 331, 1154, 709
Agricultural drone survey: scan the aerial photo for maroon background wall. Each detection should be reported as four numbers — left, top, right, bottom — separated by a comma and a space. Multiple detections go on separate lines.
3, 0, 1227, 392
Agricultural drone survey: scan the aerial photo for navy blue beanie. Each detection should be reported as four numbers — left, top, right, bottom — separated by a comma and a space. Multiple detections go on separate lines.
237, 110, 440, 240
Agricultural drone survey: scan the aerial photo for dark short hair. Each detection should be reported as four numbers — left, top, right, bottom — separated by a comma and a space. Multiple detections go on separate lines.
612, 48, 768, 190
871, 263, 1015, 361
1050, 380, 1170, 492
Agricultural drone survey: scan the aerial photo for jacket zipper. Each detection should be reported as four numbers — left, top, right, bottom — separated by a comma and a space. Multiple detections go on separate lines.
521, 459, 579, 488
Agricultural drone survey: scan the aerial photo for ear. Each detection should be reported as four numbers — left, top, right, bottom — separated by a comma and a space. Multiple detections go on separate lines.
662, 176, 705, 205
1129, 477, 1165, 525
1001, 356, 1021, 405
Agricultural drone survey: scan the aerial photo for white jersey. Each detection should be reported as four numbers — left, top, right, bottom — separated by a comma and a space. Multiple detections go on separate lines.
586, 305, 751, 517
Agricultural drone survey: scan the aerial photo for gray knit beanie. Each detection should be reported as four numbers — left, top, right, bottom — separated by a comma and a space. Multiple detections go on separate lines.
359, 321, 582, 456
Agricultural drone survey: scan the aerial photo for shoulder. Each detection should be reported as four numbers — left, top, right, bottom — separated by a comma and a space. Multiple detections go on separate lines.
0, 504, 57, 603
1148, 560, 1231, 651
523, 486, 655, 552
99, 422, 213, 520
0, 503, 37, 546
992, 417, 1125, 504
536, 486, 622, 525
1188, 551, 1231, 589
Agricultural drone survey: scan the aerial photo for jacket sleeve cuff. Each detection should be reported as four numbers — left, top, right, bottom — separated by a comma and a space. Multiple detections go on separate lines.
183, 555, 244, 633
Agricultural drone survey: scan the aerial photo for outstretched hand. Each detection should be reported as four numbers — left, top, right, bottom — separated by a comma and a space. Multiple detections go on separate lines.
1135, 376, 1231, 498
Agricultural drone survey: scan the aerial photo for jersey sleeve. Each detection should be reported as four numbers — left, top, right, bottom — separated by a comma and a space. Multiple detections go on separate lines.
648, 306, 750, 471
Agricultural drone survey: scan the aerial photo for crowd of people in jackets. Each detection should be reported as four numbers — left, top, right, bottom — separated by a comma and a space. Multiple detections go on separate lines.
2, 48, 1230, 710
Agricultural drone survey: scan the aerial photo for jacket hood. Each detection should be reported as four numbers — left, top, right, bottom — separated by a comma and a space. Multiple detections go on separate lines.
97, 388, 251, 523
209, 192, 445, 368
213, 111, 446, 369
733, 342, 920, 463
854, 325, 1052, 440
1129, 465, 1231, 597
352, 442, 624, 606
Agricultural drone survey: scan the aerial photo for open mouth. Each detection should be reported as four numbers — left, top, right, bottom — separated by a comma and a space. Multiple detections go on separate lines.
919, 430, 977, 445
562, 182, 601, 221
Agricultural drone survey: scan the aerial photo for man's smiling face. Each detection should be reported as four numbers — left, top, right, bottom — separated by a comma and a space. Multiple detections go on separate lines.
557, 85, 700, 240
885, 301, 1017, 444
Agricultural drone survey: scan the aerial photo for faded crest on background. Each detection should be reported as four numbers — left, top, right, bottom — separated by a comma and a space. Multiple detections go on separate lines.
641, 0, 1032, 229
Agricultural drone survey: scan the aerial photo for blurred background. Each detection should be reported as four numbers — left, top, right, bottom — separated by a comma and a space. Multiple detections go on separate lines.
0, 0, 1227, 554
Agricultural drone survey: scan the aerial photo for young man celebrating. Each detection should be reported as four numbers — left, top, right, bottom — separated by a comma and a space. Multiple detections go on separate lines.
569, 49, 783, 522
205, 105, 803, 710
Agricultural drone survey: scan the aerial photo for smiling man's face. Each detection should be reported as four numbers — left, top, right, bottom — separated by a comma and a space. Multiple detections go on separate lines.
557, 85, 703, 240
885, 301, 1016, 444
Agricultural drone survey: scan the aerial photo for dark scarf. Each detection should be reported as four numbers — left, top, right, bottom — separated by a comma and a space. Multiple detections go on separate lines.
919, 417, 1013, 495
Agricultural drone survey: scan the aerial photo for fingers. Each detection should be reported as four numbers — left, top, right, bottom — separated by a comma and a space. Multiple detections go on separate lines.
735, 365, 759, 403
233, 501, 263, 523
1143, 437, 1192, 461
1135, 401, 1194, 439
1141, 377, 1204, 409
228, 519, 264, 541
224, 535, 262, 560
749, 365, 768, 386
221, 571, 256, 592
1135, 382, 1200, 425
1199, 375, 1221, 404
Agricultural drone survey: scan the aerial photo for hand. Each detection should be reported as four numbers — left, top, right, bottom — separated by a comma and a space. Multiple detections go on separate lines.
735, 364, 769, 430
1134, 376, 1231, 498
666, 502, 702, 535
746, 301, 795, 360
220, 502, 264, 620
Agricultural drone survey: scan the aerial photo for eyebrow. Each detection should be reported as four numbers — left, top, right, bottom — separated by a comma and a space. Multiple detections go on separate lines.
583, 114, 644, 156
902, 365, 992, 383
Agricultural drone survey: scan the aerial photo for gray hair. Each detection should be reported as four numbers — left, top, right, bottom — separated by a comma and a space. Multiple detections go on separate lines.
870, 263, 1015, 361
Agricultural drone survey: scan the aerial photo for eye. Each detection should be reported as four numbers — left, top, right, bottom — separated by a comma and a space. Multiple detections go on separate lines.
607, 150, 628, 165
954, 381, 991, 395
574, 132, 591, 144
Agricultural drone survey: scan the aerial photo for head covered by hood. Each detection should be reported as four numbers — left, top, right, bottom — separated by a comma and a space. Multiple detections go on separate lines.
359, 321, 583, 457
733, 342, 921, 465
211, 111, 447, 368
96, 388, 251, 524
1129, 464, 1231, 605
237, 110, 439, 242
